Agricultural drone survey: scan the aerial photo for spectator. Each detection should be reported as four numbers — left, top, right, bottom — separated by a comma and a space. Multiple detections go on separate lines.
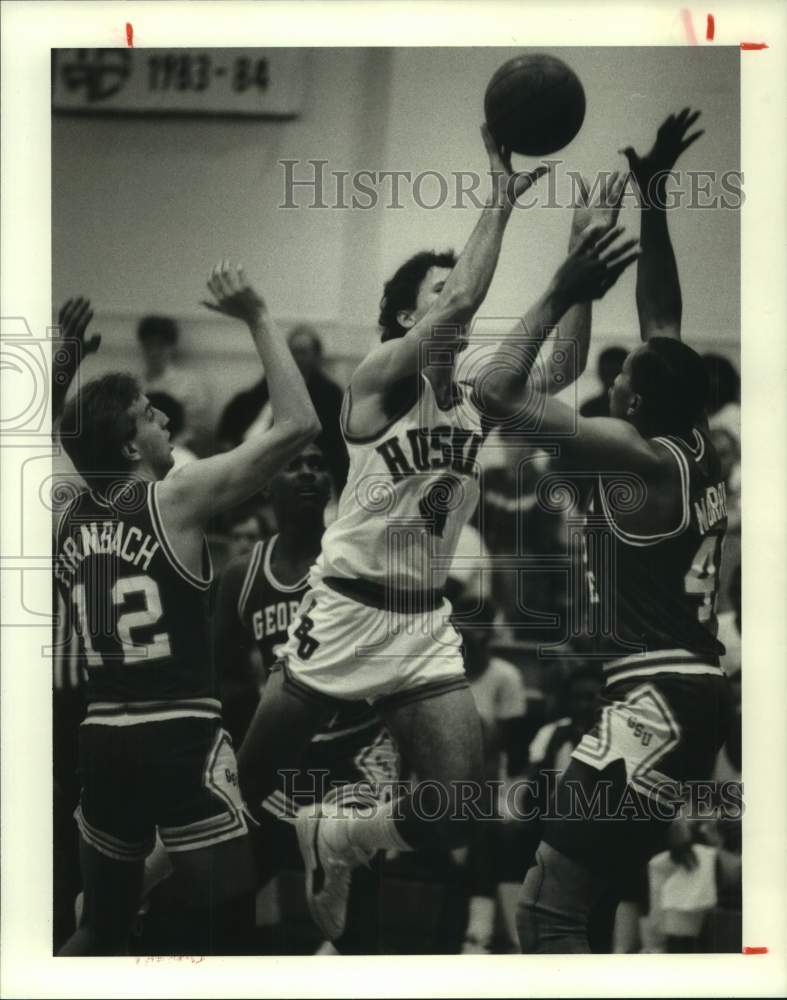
145, 392, 198, 470
716, 566, 741, 782
709, 426, 740, 613
217, 324, 349, 491
225, 508, 265, 563
703, 353, 740, 442
579, 346, 628, 418
138, 315, 211, 453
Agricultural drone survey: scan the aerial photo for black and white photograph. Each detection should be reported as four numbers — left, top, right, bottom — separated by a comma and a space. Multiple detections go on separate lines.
1, 2, 786, 997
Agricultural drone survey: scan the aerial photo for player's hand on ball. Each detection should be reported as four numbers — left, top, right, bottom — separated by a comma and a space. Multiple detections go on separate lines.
203, 260, 267, 327
552, 223, 640, 304
569, 172, 627, 250
481, 122, 550, 208
620, 107, 704, 202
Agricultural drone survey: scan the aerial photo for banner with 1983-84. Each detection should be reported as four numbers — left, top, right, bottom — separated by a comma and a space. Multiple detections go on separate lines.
52, 48, 306, 118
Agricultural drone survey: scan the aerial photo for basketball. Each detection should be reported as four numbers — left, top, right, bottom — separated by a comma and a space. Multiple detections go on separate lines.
484, 54, 586, 156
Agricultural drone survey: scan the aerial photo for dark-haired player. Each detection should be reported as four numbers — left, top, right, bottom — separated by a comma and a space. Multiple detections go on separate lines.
237, 125, 639, 940
216, 441, 398, 952
512, 110, 733, 952
52, 264, 319, 954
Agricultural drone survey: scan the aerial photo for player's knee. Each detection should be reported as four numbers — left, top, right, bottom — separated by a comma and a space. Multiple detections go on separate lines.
516, 845, 594, 954
516, 853, 546, 953
413, 780, 480, 849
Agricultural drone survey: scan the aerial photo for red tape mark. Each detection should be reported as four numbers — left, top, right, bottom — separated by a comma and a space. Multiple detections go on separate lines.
743, 946, 768, 955
740, 42, 767, 49
681, 8, 698, 44
706, 14, 715, 40
126, 22, 134, 47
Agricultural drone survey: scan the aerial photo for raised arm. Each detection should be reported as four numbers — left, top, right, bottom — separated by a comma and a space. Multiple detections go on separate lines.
51, 297, 101, 426
476, 224, 639, 423
159, 263, 320, 527
351, 125, 549, 399
544, 172, 626, 393
621, 108, 704, 342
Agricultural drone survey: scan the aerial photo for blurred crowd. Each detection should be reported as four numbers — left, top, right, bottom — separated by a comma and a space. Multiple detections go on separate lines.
53, 318, 742, 954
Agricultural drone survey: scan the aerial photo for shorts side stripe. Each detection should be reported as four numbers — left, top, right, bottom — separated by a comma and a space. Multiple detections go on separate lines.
159, 811, 245, 849
74, 804, 153, 863
203, 729, 234, 813
161, 822, 248, 853
310, 717, 381, 743
603, 648, 718, 673
262, 790, 299, 823
606, 663, 725, 687
159, 810, 239, 840
83, 698, 221, 726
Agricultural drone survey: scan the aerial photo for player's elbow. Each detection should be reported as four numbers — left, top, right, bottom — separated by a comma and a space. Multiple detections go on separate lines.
285, 414, 321, 449
481, 368, 546, 419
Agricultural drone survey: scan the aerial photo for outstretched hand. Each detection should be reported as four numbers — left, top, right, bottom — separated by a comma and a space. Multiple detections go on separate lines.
569, 171, 627, 250
481, 123, 550, 207
620, 107, 704, 201
552, 223, 640, 305
53, 297, 101, 412
202, 260, 267, 328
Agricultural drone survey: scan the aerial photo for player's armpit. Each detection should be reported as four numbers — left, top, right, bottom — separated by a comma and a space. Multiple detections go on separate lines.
531, 394, 667, 477
158, 419, 317, 528
350, 293, 472, 398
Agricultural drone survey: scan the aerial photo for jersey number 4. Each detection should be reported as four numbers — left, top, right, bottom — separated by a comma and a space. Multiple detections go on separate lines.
72, 574, 172, 666
418, 475, 461, 538
684, 534, 724, 625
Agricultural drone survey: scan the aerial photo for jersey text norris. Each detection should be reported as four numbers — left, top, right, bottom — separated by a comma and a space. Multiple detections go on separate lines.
694, 481, 727, 534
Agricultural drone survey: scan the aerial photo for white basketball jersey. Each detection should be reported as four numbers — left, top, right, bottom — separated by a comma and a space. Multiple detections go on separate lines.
316, 373, 486, 592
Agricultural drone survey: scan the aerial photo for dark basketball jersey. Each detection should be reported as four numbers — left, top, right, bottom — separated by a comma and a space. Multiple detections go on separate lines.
54, 481, 217, 720
238, 535, 382, 746
583, 427, 727, 670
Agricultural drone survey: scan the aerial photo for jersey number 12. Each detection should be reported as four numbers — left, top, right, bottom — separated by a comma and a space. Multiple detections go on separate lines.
72, 574, 172, 666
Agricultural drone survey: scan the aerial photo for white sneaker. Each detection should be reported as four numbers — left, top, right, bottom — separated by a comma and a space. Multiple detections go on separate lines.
295, 805, 371, 942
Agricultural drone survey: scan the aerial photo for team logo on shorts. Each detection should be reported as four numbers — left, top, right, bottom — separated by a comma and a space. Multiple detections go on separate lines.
293, 599, 320, 661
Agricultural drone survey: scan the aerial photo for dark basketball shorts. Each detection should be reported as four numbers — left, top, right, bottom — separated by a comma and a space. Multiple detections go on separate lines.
74, 717, 248, 862
540, 668, 732, 877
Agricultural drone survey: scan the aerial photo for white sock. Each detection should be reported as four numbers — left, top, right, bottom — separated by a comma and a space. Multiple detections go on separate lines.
142, 836, 173, 898
465, 895, 495, 943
